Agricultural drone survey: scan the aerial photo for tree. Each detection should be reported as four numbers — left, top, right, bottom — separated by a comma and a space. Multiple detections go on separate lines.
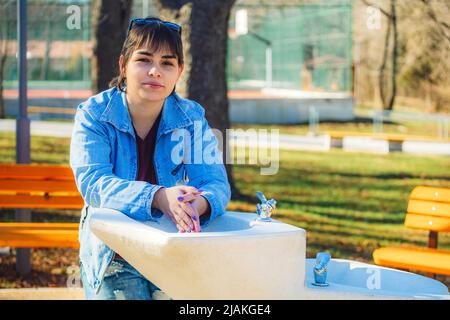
362, 0, 398, 111
91, 0, 132, 93
154, 0, 239, 197
354, 0, 450, 113
420, 0, 450, 43
398, 0, 450, 112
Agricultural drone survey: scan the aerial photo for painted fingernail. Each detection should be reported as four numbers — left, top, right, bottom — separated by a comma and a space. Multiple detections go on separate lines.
192, 215, 197, 221
177, 196, 184, 201
187, 227, 191, 232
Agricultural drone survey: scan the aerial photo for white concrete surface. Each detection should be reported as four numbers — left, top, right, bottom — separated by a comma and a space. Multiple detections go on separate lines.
402, 140, 450, 156
229, 132, 331, 151
304, 259, 449, 300
89, 208, 450, 300
90, 208, 307, 300
276, 134, 331, 151
343, 136, 390, 154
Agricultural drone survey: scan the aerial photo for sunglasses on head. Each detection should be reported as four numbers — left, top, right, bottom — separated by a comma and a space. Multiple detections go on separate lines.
126, 17, 182, 38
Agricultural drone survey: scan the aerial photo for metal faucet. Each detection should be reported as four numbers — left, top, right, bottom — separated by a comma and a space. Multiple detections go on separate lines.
255, 191, 277, 222
312, 252, 331, 287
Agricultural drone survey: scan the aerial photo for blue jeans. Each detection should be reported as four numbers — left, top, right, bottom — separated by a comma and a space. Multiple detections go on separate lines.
81, 257, 170, 300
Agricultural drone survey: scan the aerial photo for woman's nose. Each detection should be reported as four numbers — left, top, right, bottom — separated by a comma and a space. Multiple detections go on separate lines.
148, 66, 161, 77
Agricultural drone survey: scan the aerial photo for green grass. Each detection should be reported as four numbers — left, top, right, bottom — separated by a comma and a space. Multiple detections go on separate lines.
0, 132, 71, 164
230, 149, 450, 259
1, 130, 450, 286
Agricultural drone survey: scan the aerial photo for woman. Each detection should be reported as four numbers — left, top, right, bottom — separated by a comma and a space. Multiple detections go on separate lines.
70, 17, 231, 300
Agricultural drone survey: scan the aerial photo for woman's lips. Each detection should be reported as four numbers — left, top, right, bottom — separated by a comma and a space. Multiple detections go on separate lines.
143, 81, 164, 89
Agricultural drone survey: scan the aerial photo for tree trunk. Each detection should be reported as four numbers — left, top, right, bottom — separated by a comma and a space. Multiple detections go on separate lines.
155, 0, 239, 198
41, 13, 52, 81
379, 14, 391, 110
387, 0, 397, 111
91, 0, 132, 93
378, 0, 398, 112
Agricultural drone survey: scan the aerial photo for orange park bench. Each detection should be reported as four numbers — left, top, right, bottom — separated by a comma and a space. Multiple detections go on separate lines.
373, 186, 450, 276
0, 164, 83, 249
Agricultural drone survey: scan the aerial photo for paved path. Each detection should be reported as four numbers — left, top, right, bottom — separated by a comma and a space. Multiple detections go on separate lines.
2, 119, 448, 155
0, 288, 84, 300
0, 119, 74, 138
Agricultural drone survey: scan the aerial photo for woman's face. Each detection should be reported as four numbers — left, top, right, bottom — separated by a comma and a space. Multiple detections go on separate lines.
121, 46, 183, 103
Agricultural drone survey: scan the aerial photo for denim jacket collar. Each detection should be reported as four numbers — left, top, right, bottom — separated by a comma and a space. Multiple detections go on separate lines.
99, 89, 193, 137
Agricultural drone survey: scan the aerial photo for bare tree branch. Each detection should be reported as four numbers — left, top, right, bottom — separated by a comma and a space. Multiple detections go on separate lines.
420, 0, 450, 42
360, 0, 392, 18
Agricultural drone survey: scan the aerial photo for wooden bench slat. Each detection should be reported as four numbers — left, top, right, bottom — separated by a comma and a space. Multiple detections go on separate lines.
404, 213, 450, 232
407, 199, 450, 218
0, 233, 79, 248
0, 240, 79, 249
0, 164, 74, 179
410, 186, 450, 203
0, 179, 79, 193
0, 223, 80, 248
0, 164, 82, 251
0, 222, 79, 230
373, 247, 450, 276
0, 194, 84, 209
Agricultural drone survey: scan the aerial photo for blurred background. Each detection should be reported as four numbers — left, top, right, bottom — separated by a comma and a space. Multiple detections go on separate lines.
0, 0, 449, 294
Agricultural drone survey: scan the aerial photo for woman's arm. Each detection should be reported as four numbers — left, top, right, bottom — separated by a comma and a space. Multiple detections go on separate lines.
70, 108, 162, 221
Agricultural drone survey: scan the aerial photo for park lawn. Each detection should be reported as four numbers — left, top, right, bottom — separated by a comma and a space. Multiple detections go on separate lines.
0, 131, 449, 287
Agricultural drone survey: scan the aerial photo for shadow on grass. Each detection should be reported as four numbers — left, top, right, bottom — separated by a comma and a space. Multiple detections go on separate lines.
274, 212, 429, 246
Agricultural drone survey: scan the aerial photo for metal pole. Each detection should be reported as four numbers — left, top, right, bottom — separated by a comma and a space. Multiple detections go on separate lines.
265, 47, 272, 88
309, 106, 319, 136
16, 0, 31, 276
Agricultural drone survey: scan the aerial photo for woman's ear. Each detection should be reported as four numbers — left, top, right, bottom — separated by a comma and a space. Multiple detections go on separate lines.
119, 55, 126, 75
177, 64, 184, 80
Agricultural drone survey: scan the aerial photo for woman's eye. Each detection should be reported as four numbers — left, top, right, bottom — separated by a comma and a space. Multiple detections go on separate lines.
137, 58, 149, 62
163, 61, 173, 66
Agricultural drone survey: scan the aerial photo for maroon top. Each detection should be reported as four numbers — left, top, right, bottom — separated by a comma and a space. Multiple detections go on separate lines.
114, 113, 161, 261
134, 114, 161, 184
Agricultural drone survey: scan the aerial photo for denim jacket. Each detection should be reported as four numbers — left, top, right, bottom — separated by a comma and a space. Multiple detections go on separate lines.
70, 87, 231, 293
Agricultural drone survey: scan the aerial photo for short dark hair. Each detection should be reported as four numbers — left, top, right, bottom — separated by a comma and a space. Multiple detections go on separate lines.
109, 17, 184, 92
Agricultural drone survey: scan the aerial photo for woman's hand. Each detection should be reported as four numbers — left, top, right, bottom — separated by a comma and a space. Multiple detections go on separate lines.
178, 193, 211, 233
153, 186, 202, 232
